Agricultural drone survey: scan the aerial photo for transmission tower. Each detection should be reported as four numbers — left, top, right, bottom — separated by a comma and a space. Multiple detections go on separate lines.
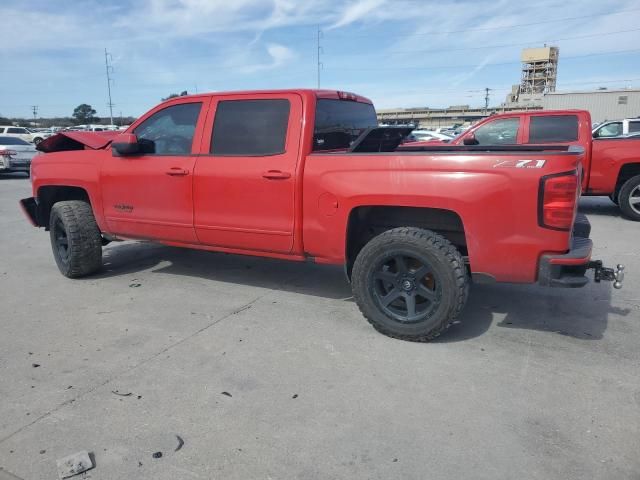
316, 26, 323, 89
104, 48, 115, 125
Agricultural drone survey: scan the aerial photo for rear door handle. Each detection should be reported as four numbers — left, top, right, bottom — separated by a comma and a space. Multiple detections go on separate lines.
166, 167, 190, 176
262, 170, 291, 180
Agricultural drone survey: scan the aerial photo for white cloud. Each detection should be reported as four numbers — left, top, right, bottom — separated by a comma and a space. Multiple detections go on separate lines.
328, 0, 386, 30
239, 43, 296, 73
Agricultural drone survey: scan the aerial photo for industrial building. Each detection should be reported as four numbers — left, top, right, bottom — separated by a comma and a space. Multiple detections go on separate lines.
541, 89, 640, 123
377, 45, 639, 128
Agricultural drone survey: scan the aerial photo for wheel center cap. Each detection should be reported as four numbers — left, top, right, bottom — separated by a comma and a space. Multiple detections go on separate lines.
401, 279, 414, 291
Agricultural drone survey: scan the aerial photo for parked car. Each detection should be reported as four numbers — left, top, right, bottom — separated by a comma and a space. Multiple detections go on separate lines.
0, 126, 41, 144
410, 130, 454, 142
0, 136, 37, 174
20, 89, 623, 342
592, 118, 640, 138
404, 110, 640, 221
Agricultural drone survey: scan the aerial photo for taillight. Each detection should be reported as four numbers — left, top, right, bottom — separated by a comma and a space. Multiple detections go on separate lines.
1, 149, 17, 157
539, 171, 579, 230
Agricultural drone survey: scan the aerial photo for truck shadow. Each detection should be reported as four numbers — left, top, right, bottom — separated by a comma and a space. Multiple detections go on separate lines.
99, 242, 627, 342
578, 196, 621, 218
438, 282, 628, 343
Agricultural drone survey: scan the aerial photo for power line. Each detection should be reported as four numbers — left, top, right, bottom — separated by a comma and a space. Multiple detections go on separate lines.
325, 7, 640, 39
104, 48, 115, 125
325, 48, 640, 71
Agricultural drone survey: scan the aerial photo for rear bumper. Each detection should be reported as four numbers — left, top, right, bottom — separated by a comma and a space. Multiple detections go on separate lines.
538, 236, 592, 288
0, 157, 31, 172
538, 213, 624, 289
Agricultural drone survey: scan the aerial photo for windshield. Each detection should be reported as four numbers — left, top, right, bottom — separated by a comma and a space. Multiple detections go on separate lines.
313, 99, 377, 150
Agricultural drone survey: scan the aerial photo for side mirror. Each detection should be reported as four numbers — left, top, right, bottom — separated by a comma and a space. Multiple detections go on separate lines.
112, 133, 140, 156
462, 133, 478, 145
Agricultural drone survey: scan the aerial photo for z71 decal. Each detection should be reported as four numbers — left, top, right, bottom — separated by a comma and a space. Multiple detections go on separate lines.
493, 159, 546, 169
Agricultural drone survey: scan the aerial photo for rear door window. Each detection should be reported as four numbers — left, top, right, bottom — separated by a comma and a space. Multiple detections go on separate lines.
528, 115, 579, 143
628, 121, 640, 133
211, 99, 290, 156
473, 118, 520, 145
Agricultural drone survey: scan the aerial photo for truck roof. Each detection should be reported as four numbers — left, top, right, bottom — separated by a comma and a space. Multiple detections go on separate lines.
159, 89, 373, 106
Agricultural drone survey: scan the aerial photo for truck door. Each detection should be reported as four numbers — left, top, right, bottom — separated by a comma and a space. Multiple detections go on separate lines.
100, 99, 208, 243
193, 93, 302, 253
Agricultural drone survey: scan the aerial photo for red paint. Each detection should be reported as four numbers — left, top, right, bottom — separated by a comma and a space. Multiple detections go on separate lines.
25, 90, 593, 285
429, 110, 640, 196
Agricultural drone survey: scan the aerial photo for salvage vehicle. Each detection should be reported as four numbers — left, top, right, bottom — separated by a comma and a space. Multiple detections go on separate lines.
410, 110, 640, 220
0, 136, 37, 174
19, 90, 624, 341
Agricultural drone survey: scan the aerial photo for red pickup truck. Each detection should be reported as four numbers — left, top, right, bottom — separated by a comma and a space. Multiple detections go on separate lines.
412, 110, 640, 220
19, 90, 624, 342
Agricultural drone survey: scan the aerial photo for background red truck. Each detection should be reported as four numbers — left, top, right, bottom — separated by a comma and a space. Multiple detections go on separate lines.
19, 89, 623, 341
407, 110, 640, 220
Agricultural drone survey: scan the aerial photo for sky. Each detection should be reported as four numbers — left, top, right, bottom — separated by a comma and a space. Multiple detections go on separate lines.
1, 0, 639, 119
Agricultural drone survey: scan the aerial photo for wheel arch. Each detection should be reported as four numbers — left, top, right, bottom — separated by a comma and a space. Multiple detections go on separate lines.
344, 205, 467, 279
614, 162, 640, 199
36, 185, 92, 229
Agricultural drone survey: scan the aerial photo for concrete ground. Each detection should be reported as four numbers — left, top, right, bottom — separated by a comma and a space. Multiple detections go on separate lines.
0, 174, 638, 480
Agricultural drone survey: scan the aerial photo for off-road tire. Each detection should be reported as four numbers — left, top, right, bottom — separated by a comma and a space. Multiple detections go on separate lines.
351, 227, 468, 342
618, 174, 640, 221
49, 200, 102, 278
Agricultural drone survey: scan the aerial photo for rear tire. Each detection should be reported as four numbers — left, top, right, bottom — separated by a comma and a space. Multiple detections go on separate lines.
351, 227, 468, 342
618, 175, 640, 221
49, 200, 103, 278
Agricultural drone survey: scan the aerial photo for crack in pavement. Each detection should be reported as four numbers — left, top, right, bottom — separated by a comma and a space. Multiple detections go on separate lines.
0, 292, 270, 445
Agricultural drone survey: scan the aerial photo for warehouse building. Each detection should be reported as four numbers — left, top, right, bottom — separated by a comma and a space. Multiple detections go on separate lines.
541, 89, 640, 123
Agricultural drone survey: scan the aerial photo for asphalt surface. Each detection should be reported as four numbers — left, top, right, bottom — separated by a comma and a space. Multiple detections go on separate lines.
1, 173, 638, 480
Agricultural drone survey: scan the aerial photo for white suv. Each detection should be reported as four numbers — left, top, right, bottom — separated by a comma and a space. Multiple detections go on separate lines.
0, 126, 52, 144
592, 118, 640, 138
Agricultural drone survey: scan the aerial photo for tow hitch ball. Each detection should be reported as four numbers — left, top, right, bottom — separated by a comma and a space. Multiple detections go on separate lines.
588, 261, 625, 289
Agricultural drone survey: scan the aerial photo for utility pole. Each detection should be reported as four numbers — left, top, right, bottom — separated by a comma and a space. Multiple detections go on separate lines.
484, 87, 491, 114
31, 105, 38, 126
316, 25, 323, 89
104, 48, 115, 126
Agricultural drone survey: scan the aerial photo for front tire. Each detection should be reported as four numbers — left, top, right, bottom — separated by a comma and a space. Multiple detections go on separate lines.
351, 227, 468, 342
618, 175, 640, 221
49, 200, 103, 278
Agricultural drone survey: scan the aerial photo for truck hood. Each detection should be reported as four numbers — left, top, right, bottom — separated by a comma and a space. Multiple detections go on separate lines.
36, 130, 119, 153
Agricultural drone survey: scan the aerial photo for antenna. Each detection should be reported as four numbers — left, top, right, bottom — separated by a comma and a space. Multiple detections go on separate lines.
317, 25, 323, 89
104, 48, 115, 125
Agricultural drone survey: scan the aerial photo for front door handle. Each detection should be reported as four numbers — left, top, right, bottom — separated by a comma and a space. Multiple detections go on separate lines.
262, 170, 291, 180
166, 167, 190, 176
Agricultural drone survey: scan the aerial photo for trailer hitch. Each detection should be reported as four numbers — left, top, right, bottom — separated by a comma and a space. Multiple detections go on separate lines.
588, 261, 625, 289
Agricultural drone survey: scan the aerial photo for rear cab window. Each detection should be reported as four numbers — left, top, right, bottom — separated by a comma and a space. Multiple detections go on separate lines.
527, 115, 579, 143
313, 99, 377, 151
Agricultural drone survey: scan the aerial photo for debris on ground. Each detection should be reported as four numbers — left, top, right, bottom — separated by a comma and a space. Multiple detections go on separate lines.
292, 394, 298, 399
32, 364, 40, 368
56, 451, 94, 479
129, 282, 141, 288
111, 390, 132, 397
174, 435, 184, 452
152, 452, 162, 459
221, 391, 232, 397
